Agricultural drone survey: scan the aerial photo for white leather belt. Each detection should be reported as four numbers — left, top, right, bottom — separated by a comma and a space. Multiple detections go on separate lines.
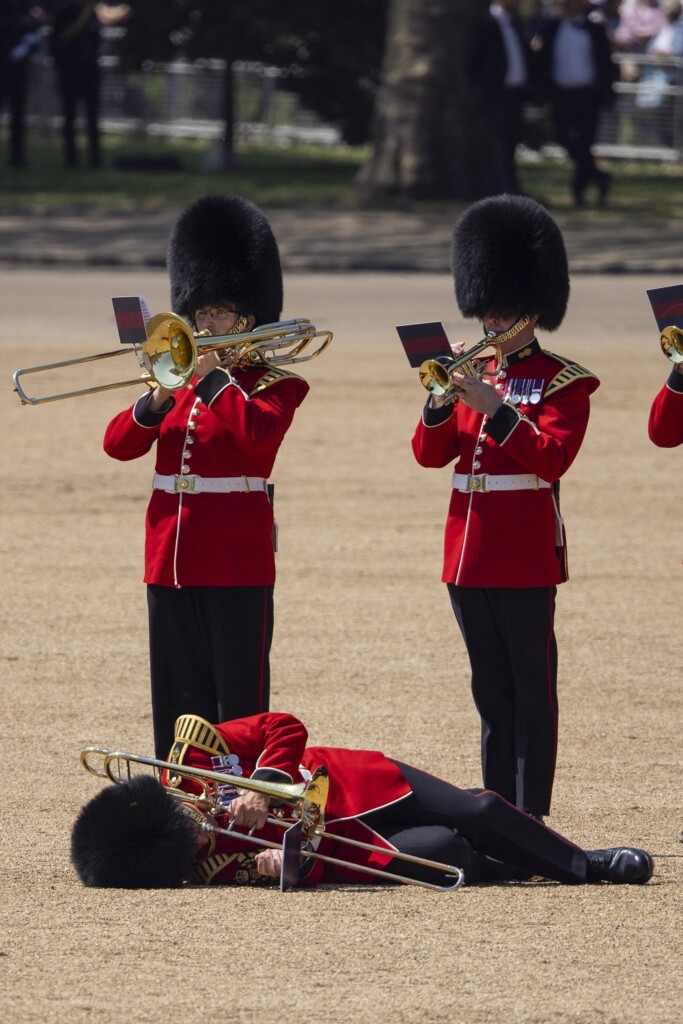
153, 473, 267, 495
452, 472, 551, 494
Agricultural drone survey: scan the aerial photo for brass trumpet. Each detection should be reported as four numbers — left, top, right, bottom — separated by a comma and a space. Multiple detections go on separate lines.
660, 325, 683, 364
80, 746, 465, 892
419, 315, 531, 402
13, 314, 332, 406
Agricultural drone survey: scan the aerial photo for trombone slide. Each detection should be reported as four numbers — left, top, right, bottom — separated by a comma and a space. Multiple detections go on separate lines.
205, 815, 465, 892
13, 348, 149, 406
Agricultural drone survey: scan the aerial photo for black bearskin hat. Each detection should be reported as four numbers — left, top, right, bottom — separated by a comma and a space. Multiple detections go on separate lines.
168, 194, 283, 327
452, 195, 569, 332
70, 775, 196, 888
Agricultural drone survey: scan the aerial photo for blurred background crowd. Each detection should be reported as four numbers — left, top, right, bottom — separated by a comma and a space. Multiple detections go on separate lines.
0, 0, 681, 203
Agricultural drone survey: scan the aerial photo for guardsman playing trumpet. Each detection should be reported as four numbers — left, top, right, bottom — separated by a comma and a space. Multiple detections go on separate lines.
70, 710, 654, 889
412, 195, 599, 824
103, 196, 310, 757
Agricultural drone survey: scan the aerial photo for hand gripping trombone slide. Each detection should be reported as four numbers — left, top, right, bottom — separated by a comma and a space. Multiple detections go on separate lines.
80, 746, 465, 892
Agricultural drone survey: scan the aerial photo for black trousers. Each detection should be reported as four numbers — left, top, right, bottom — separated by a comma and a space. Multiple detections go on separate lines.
54, 59, 101, 168
480, 86, 525, 195
448, 585, 558, 816
364, 762, 586, 885
0, 58, 29, 167
551, 86, 603, 196
147, 583, 274, 757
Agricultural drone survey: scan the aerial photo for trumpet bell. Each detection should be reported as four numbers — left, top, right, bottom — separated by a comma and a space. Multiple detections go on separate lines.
661, 326, 683, 364
418, 353, 492, 401
417, 315, 531, 403
419, 356, 454, 399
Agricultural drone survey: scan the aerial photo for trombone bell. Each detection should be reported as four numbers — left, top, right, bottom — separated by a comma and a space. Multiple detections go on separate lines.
140, 313, 197, 391
142, 312, 332, 390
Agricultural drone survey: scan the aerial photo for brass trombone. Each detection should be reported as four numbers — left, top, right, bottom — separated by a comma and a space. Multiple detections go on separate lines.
419, 314, 531, 402
13, 314, 333, 406
80, 746, 465, 892
660, 325, 683, 364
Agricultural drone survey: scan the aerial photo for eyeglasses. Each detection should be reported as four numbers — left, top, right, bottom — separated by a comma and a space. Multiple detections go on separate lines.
194, 307, 238, 323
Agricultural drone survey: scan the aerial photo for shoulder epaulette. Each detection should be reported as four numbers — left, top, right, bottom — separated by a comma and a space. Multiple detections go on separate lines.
249, 366, 305, 397
543, 352, 598, 398
165, 713, 231, 787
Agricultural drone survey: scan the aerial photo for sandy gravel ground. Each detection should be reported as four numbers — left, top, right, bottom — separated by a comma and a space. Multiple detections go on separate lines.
0, 268, 680, 1024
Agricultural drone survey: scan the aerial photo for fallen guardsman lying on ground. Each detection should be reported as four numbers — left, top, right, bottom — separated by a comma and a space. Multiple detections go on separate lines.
71, 712, 654, 890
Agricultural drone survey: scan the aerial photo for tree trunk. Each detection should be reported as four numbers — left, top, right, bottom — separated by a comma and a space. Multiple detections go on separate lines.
357, 0, 492, 200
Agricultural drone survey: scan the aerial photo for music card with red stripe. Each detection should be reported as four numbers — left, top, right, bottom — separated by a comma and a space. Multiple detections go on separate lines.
395, 321, 453, 368
646, 283, 683, 332
112, 295, 152, 345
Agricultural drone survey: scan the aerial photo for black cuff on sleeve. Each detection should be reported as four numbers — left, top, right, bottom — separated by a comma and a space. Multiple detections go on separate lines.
250, 768, 294, 785
483, 402, 520, 444
667, 366, 683, 393
133, 392, 175, 426
422, 400, 454, 427
193, 368, 233, 405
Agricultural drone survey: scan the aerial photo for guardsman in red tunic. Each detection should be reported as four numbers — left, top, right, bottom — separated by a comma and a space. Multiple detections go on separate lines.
412, 196, 599, 823
103, 196, 309, 756
70, 711, 654, 889
648, 366, 683, 448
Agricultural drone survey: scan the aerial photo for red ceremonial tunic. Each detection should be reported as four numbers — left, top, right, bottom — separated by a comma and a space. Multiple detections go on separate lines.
103, 365, 309, 587
412, 340, 599, 587
648, 368, 683, 448
162, 711, 413, 887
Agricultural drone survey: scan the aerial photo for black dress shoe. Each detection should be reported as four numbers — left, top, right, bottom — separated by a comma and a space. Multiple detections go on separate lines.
586, 847, 654, 884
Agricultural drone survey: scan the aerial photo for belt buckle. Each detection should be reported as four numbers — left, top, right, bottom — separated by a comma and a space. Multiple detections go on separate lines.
468, 473, 488, 493
174, 474, 197, 493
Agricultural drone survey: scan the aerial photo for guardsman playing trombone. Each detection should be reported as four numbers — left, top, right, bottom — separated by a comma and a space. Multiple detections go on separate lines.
71, 711, 653, 890
103, 196, 311, 758
412, 196, 599, 825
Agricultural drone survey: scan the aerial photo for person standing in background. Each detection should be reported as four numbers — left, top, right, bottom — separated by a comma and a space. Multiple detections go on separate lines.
0, 1, 46, 168
535, 0, 617, 206
468, 0, 533, 196
35, 1, 129, 168
614, 0, 667, 51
